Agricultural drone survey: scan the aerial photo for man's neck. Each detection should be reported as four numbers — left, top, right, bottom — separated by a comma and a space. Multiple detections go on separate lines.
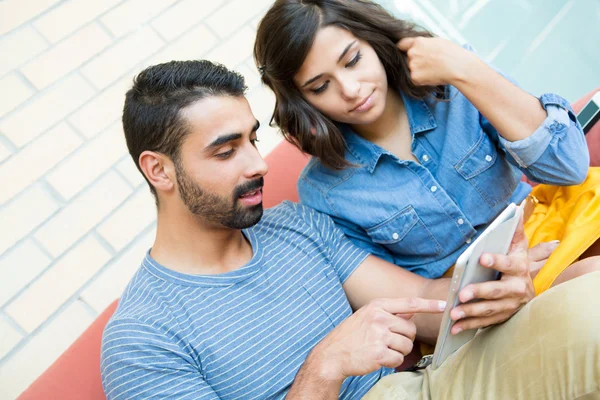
150, 204, 254, 276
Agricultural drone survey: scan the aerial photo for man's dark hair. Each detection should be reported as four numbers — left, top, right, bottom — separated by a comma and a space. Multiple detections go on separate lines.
123, 60, 246, 200
254, 0, 443, 170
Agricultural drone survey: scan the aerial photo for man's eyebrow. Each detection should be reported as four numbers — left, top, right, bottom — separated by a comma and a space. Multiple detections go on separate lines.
301, 40, 357, 88
204, 133, 242, 151
204, 120, 260, 151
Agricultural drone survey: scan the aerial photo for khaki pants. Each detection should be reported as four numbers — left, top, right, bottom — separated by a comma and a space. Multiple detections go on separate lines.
364, 271, 600, 400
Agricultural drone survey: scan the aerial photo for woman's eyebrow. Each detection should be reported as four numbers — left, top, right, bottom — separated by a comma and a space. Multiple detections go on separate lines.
337, 40, 356, 63
302, 40, 357, 88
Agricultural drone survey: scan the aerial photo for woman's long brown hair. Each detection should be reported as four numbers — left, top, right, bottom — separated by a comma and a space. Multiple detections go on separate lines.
254, 0, 441, 170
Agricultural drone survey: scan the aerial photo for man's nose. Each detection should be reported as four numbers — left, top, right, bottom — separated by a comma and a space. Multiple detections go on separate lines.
245, 145, 269, 179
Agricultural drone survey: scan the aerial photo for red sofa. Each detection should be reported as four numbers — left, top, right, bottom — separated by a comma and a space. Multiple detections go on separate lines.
17, 90, 600, 400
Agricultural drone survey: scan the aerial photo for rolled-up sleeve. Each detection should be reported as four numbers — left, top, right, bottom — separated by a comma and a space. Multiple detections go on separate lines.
496, 94, 589, 185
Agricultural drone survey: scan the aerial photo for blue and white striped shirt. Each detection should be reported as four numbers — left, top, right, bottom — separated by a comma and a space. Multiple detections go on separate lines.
101, 202, 393, 399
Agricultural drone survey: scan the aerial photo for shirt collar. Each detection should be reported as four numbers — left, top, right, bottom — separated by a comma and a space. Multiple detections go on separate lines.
343, 92, 437, 173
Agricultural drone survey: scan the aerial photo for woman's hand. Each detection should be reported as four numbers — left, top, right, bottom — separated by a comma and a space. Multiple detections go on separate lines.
449, 216, 536, 334
397, 36, 479, 86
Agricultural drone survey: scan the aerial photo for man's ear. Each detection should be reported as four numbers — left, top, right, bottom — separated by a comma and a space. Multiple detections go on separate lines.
139, 151, 176, 194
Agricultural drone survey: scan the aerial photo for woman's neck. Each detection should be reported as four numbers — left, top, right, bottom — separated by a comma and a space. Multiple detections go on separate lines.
351, 89, 405, 143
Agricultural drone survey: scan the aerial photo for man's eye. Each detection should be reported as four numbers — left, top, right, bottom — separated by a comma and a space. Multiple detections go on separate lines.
311, 81, 329, 95
346, 51, 362, 68
215, 149, 234, 159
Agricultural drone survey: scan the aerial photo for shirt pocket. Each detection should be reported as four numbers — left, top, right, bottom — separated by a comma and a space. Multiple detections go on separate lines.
454, 130, 518, 207
365, 206, 443, 264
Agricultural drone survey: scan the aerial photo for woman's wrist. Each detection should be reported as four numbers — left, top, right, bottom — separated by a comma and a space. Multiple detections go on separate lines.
449, 50, 485, 87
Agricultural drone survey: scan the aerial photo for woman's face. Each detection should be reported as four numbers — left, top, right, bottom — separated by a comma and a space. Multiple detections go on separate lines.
293, 26, 389, 126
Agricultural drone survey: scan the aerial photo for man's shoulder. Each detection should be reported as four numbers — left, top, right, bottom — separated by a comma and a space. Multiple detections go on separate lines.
261, 201, 325, 230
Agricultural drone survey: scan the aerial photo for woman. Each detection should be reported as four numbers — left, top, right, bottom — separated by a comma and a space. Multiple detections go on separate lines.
253, 0, 600, 295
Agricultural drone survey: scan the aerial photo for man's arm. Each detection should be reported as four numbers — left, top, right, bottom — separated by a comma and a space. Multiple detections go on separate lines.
101, 319, 219, 400
286, 298, 445, 399
342, 216, 535, 344
342, 255, 449, 344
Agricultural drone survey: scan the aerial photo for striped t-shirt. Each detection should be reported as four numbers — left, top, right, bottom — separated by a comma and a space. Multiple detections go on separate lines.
101, 202, 394, 399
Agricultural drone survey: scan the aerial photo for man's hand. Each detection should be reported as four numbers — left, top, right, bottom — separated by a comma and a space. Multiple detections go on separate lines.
449, 216, 535, 334
396, 37, 480, 86
311, 298, 446, 380
528, 240, 560, 279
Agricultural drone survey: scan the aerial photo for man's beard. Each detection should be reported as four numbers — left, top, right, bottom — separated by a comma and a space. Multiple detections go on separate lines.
175, 160, 264, 229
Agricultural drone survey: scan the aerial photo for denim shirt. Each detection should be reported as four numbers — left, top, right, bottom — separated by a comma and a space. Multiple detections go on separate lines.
298, 88, 589, 278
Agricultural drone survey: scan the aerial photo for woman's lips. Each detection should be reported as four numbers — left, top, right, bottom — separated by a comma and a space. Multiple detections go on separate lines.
351, 92, 374, 113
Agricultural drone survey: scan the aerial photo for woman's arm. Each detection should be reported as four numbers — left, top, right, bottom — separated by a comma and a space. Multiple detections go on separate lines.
398, 37, 589, 184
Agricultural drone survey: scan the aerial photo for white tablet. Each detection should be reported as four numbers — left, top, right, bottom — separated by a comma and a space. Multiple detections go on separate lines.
431, 202, 524, 369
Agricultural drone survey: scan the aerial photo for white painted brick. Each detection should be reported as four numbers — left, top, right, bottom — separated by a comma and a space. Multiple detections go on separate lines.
5, 236, 110, 332
205, 26, 256, 69
246, 84, 276, 124
33, 0, 122, 43
82, 228, 155, 313
46, 123, 127, 200
80, 26, 164, 90
68, 77, 131, 139
0, 123, 82, 205
144, 23, 218, 68
0, 26, 48, 77
251, 11, 265, 30
0, 315, 23, 360
206, 0, 272, 39
0, 300, 94, 399
0, 74, 95, 147
34, 172, 132, 258
97, 188, 156, 252
21, 23, 112, 90
0, 141, 11, 163
151, 0, 227, 41
116, 156, 146, 188
0, 0, 61, 36
0, 73, 34, 118
236, 62, 261, 91
0, 241, 51, 307
100, 0, 177, 38
0, 185, 58, 257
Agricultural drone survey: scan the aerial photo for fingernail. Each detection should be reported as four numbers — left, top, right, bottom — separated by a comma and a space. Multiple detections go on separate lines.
482, 254, 494, 267
438, 301, 447, 311
453, 327, 463, 335
550, 240, 560, 247
463, 290, 474, 301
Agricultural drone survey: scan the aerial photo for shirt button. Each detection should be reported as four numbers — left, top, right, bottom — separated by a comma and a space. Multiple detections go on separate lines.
485, 155, 493, 162
466, 238, 472, 244
422, 154, 429, 162
457, 218, 464, 225
392, 232, 399, 240
430, 185, 438, 193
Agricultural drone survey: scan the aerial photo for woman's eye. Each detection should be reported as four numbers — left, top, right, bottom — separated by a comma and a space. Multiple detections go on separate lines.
216, 149, 234, 159
346, 51, 362, 68
250, 138, 260, 147
311, 81, 329, 95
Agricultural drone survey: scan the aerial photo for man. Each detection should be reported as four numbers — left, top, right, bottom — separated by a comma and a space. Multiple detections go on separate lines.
101, 60, 600, 399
